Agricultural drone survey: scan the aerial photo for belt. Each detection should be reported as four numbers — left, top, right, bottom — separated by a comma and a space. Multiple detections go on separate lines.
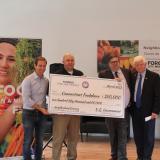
23, 109, 42, 114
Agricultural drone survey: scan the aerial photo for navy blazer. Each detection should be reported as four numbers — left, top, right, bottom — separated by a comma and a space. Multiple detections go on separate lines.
131, 69, 160, 117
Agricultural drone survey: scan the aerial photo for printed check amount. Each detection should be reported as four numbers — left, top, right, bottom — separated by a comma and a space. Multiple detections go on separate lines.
49, 74, 125, 118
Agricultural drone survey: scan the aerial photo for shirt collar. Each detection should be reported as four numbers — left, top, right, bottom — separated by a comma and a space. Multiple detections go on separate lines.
138, 70, 146, 78
68, 70, 73, 75
33, 71, 44, 80
111, 68, 121, 75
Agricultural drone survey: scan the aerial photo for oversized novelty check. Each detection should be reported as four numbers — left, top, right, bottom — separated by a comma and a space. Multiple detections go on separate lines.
49, 74, 125, 118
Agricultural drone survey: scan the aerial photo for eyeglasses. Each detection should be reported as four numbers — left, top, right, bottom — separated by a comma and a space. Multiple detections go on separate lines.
110, 60, 119, 64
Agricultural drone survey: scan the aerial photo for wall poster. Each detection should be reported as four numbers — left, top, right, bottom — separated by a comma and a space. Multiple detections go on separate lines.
0, 38, 42, 159
97, 40, 160, 75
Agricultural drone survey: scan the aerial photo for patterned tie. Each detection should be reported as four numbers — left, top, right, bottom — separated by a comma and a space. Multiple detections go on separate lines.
136, 74, 142, 108
115, 71, 119, 78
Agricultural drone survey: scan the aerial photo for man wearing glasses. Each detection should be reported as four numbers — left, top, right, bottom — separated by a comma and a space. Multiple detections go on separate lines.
98, 54, 131, 160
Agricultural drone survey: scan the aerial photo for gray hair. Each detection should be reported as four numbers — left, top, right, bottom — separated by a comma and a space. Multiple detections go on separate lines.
63, 52, 75, 61
133, 55, 146, 66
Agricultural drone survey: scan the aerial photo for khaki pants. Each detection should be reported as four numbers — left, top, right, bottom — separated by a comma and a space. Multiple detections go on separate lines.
52, 115, 80, 160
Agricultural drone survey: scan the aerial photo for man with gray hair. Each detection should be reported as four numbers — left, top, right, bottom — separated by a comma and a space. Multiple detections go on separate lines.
130, 55, 160, 160
52, 53, 83, 160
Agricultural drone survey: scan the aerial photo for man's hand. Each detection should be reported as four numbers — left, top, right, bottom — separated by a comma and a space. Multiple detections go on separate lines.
32, 104, 49, 115
151, 113, 158, 119
115, 77, 122, 82
40, 108, 49, 115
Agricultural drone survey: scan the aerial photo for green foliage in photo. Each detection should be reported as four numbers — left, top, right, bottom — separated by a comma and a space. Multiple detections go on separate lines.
15, 39, 42, 85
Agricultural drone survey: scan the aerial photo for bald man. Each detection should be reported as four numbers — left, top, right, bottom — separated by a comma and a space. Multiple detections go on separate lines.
52, 53, 83, 160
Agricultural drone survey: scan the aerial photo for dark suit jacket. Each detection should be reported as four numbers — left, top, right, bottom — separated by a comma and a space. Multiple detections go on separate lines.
98, 68, 131, 93
54, 66, 83, 76
50, 63, 64, 74
131, 69, 160, 117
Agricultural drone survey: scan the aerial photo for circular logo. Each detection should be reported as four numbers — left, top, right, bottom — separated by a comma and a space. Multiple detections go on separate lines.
82, 81, 89, 88
4, 85, 16, 96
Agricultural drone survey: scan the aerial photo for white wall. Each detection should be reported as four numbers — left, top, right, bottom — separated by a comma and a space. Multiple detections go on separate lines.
0, 0, 160, 138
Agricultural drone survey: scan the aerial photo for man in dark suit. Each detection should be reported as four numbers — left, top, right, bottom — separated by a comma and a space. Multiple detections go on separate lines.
130, 55, 160, 160
51, 53, 83, 160
99, 54, 131, 160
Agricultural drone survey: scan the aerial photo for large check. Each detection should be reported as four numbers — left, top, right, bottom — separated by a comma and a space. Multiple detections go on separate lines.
49, 74, 125, 118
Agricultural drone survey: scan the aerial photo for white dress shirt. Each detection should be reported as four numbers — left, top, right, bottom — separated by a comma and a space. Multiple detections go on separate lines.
112, 69, 130, 108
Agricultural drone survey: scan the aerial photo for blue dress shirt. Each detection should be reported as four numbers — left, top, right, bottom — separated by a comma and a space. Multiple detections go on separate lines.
22, 72, 49, 110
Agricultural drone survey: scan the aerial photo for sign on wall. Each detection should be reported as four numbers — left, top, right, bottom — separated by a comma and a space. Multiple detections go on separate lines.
97, 40, 160, 75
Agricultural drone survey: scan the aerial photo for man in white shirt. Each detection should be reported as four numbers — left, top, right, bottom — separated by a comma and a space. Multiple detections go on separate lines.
99, 54, 131, 160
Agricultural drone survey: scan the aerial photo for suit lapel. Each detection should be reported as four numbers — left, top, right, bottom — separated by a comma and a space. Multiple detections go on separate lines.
141, 69, 149, 96
133, 72, 137, 90
121, 68, 130, 87
108, 70, 114, 79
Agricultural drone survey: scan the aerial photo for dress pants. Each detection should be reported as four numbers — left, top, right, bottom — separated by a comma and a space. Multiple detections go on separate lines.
106, 110, 129, 160
132, 107, 155, 160
52, 115, 80, 160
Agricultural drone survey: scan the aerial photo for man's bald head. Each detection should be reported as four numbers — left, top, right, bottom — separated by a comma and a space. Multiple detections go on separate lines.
63, 52, 75, 72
